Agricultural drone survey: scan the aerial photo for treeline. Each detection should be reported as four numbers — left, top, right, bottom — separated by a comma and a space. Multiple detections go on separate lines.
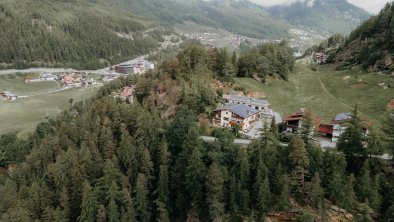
237, 41, 295, 80
0, 0, 168, 70
0, 45, 394, 221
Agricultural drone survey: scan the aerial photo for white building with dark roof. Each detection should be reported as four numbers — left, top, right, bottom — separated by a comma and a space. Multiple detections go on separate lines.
223, 94, 273, 119
213, 103, 262, 132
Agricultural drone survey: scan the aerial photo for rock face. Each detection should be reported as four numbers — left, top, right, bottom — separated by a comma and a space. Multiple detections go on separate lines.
387, 99, 394, 110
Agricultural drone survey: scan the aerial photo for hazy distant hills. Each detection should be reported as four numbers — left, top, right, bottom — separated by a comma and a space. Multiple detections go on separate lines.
267, 0, 370, 35
123, 0, 290, 39
125, 0, 370, 38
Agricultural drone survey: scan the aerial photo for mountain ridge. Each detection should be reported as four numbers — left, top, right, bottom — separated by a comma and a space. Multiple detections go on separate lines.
267, 0, 370, 35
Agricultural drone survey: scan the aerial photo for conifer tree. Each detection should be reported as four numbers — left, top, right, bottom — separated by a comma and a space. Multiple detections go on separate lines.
328, 172, 345, 207
337, 106, 365, 170
342, 174, 357, 210
358, 200, 374, 222
256, 176, 271, 218
300, 110, 315, 147
288, 135, 309, 188
369, 174, 382, 212
382, 111, 394, 158
206, 162, 225, 222
155, 142, 170, 222
120, 188, 136, 222
270, 116, 280, 140
135, 173, 151, 222
358, 161, 372, 203
309, 173, 324, 209
184, 128, 205, 209
97, 205, 106, 222
365, 128, 384, 157
107, 181, 120, 222
78, 181, 98, 222
277, 174, 291, 211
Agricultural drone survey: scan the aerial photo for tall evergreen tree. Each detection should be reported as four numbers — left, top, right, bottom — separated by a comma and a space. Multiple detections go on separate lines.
309, 173, 324, 209
277, 174, 291, 211
342, 174, 357, 210
135, 173, 151, 222
78, 181, 97, 222
337, 106, 365, 171
382, 111, 394, 158
154, 142, 170, 222
206, 162, 225, 222
288, 135, 309, 189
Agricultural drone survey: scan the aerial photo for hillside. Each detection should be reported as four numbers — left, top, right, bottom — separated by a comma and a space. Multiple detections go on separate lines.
0, 0, 170, 69
234, 63, 394, 125
124, 0, 290, 39
0, 44, 394, 221
333, 2, 394, 72
268, 0, 369, 35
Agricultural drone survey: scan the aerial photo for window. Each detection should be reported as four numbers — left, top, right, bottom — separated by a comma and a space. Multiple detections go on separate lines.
224, 117, 229, 121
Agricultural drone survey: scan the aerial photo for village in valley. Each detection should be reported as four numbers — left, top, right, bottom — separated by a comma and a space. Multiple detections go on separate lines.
1, 53, 375, 150
0, 59, 154, 102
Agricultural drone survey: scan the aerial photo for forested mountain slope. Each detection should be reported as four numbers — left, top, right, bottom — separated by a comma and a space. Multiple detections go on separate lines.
268, 0, 369, 35
0, 43, 394, 221
333, 2, 394, 72
123, 0, 290, 39
0, 0, 169, 69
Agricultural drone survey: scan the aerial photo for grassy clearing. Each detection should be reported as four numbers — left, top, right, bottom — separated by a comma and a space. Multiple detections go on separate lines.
234, 64, 393, 125
0, 74, 60, 95
0, 87, 98, 138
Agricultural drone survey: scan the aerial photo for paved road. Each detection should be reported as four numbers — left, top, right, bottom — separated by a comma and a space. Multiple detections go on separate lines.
0, 56, 146, 76
200, 136, 392, 160
200, 136, 288, 146
200, 136, 252, 145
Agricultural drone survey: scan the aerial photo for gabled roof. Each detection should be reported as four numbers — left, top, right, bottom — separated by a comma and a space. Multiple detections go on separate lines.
215, 103, 260, 118
223, 94, 269, 106
284, 111, 322, 127
334, 112, 351, 122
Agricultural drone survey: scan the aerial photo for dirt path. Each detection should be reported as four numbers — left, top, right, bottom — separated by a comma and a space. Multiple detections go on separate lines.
316, 70, 372, 120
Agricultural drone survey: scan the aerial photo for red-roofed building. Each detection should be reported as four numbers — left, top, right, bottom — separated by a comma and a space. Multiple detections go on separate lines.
283, 110, 321, 133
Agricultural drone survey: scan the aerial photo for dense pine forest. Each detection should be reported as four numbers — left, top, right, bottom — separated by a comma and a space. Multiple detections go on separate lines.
0, 43, 394, 221
0, 0, 170, 69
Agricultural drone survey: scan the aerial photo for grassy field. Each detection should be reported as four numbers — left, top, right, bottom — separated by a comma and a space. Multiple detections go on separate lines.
234, 63, 394, 125
0, 74, 60, 95
0, 77, 99, 137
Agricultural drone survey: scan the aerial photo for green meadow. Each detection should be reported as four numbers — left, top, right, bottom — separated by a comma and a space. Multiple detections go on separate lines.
234, 63, 394, 125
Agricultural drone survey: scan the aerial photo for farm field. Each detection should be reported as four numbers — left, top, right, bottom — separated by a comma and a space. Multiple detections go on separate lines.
0, 74, 60, 96
0, 74, 100, 137
234, 63, 394, 125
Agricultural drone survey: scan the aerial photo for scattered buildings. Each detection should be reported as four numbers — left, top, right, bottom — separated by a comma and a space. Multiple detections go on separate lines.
312, 52, 329, 64
113, 60, 154, 75
0, 91, 17, 101
112, 86, 135, 102
319, 112, 372, 142
41, 73, 55, 81
57, 73, 97, 88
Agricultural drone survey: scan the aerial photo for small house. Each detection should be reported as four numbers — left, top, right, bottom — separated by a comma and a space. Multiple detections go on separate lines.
1, 91, 17, 101
213, 103, 262, 132
283, 109, 321, 133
